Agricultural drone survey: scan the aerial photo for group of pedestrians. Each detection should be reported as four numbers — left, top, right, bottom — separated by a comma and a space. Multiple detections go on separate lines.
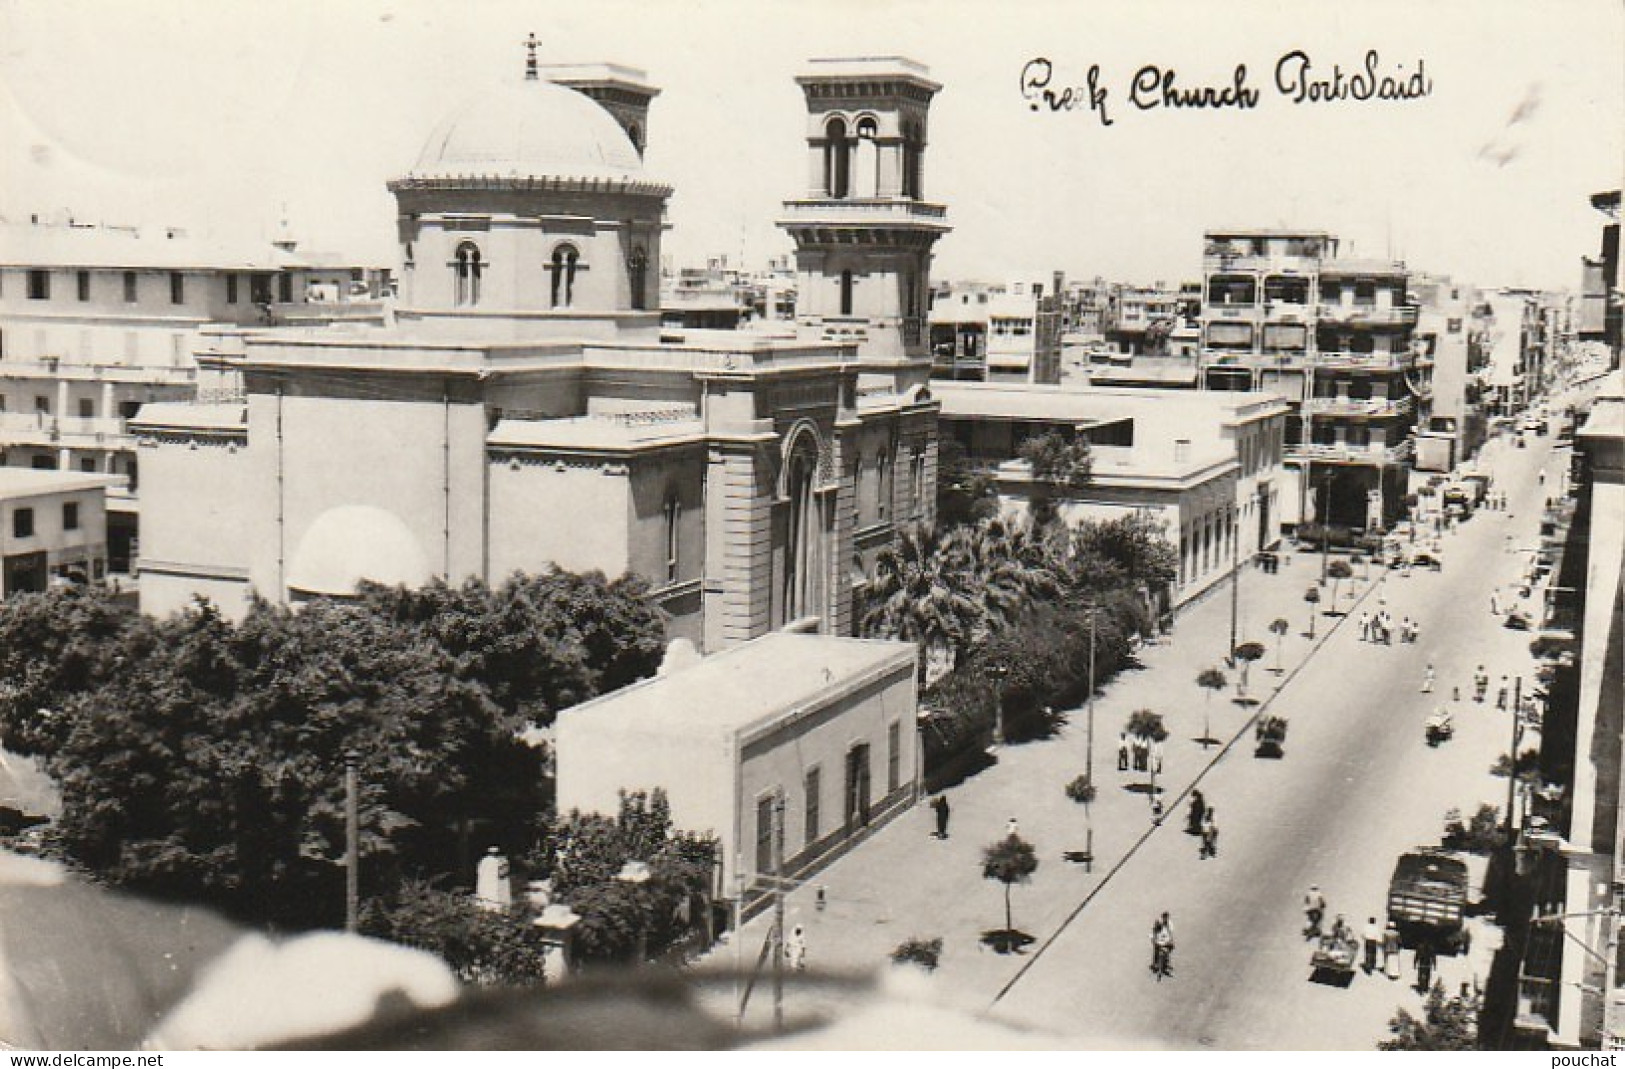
1186, 790, 1218, 860
1117, 733, 1164, 776
1356, 608, 1417, 645
1304, 887, 1440, 991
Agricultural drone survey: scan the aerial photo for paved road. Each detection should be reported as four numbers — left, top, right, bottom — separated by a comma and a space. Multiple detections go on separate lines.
987, 425, 1564, 1048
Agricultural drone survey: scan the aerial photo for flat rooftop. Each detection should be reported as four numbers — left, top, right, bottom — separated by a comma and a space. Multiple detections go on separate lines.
560, 633, 915, 740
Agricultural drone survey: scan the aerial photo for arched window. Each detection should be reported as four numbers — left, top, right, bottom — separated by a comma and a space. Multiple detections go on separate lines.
783, 441, 821, 624
854, 117, 879, 198
824, 118, 850, 199
550, 244, 579, 308
839, 269, 854, 317
662, 493, 680, 582
629, 246, 648, 311
901, 121, 923, 199
454, 242, 482, 307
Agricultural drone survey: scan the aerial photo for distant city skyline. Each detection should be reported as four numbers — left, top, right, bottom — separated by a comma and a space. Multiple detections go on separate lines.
1, 0, 1619, 292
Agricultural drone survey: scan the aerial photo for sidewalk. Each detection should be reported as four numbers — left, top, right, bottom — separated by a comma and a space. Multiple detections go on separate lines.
698, 540, 1387, 1026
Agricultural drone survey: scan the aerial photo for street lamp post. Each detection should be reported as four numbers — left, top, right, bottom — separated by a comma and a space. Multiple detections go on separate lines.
1085, 608, 1097, 790
989, 660, 1009, 749
1506, 676, 1523, 836
1319, 469, 1333, 586
344, 750, 359, 933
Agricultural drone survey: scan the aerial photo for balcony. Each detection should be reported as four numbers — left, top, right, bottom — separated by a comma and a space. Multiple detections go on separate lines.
1317, 303, 1419, 328
779, 199, 950, 234
0, 412, 131, 448
1302, 396, 1416, 419
1287, 438, 1414, 466
0, 359, 200, 387
1309, 349, 1416, 371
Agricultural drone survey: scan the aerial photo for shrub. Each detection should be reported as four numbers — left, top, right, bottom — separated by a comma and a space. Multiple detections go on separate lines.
891, 936, 943, 972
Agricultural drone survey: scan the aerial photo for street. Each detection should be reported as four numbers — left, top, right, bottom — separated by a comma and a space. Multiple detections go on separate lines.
709, 423, 1568, 1049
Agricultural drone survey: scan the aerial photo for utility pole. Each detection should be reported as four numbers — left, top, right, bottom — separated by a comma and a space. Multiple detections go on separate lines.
1086, 607, 1097, 790
771, 792, 785, 1033
1506, 676, 1523, 835
344, 751, 359, 933
1319, 469, 1333, 585
1228, 505, 1241, 663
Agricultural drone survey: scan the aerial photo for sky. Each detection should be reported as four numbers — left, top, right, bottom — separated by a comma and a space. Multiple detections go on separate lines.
1, 0, 1620, 292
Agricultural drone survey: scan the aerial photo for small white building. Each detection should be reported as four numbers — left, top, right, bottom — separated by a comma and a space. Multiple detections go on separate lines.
0, 469, 110, 595
556, 632, 918, 901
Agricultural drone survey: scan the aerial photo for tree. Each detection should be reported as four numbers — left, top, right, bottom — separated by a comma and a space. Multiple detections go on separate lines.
1379, 982, 1479, 1050
1126, 708, 1168, 744
1268, 618, 1290, 673
1325, 559, 1354, 611
1018, 431, 1092, 529
0, 586, 150, 758
1303, 585, 1321, 638
537, 790, 718, 965
36, 569, 665, 930
936, 437, 999, 531
1195, 668, 1227, 748
982, 833, 1038, 936
862, 524, 982, 681
1232, 641, 1265, 702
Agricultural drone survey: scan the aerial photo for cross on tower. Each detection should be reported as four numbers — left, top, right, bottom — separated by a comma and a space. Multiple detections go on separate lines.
524, 33, 540, 80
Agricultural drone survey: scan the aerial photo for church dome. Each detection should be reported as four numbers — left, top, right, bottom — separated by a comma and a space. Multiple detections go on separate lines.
409, 77, 643, 181
287, 505, 434, 596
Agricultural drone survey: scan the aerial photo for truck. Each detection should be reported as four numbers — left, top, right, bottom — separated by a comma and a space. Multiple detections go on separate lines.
1387, 851, 1470, 950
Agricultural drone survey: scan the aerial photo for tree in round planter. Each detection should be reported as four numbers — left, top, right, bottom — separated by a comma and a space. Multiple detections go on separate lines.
1125, 708, 1168, 803
1325, 559, 1354, 613
981, 833, 1039, 952
1268, 617, 1290, 673
1064, 774, 1097, 867
1195, 667, 1227, 749
1303, 585, 1321, 638
1232, 641, 1266, 704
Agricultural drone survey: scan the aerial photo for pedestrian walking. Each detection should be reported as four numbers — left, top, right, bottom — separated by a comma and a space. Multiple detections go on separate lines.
1358, 611, 1371, 642
931, 794, 951, 840
785, 924, 807, 972
1474, 666, 1489, 703
1490, 588, 1501, 615
1383, 921, 1402, 979
1117, 732, 1130, 772
1422, 662, 1435, 693
1186, 789, 1206, 835
1378, 610, 1393, 645
1497, 676, 1510, 711
1150, 739, 1164, 776
1199, 809, 1218, 860
1133, 736, 1149, 772
1004, 817, 1020, 840
1150, 912, 1175, 979
1414, 941, 1437, 992
1362, 917, 1382, 974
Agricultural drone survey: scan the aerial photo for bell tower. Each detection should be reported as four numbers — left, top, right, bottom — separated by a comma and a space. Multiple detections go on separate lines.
777, 57, 950, 382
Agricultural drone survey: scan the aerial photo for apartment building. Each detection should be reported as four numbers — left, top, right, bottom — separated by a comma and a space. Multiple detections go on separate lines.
1199, 229, 1428, 532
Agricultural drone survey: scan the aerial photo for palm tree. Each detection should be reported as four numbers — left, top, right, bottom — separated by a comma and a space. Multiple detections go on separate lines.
982, 833, 1039, 937
1303, 585, 1321, 638
862, 524, 981, 681
1196, 667, 1227, 748
1268, 618, 1290, 673
945, 518, 1059, 636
